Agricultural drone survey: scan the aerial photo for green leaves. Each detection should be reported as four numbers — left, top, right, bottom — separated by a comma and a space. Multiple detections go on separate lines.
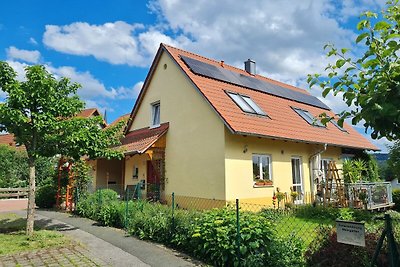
0, 61, 124, 160
308, 0, 400, 141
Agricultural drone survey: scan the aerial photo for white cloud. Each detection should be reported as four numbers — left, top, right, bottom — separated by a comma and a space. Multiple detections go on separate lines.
6, 60, 28, 81
29, 37, 38, 45
48, 65, 117, 99
42, 21, 190, 67
111, 81, 144, 99
6, 46, 41, 64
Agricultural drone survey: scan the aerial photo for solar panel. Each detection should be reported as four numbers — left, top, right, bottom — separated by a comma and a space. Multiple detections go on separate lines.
180, 55, 330, 110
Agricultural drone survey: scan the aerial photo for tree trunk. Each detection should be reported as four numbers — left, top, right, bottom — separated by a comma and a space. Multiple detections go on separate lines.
26, 157, 36, 236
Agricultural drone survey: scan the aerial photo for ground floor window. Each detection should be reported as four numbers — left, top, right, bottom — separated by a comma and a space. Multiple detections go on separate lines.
252, 154, 272, 182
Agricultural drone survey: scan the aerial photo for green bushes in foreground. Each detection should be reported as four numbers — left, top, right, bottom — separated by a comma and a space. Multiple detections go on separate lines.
76, 190, 305, 266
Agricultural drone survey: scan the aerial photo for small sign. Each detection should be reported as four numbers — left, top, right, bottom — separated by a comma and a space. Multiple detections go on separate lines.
336, 220, 365, 247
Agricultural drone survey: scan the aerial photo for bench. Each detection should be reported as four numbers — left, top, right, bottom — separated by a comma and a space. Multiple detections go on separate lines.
0, 188, 29, 199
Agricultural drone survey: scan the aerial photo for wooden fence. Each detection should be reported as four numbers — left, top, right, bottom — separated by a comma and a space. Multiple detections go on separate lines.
0, 188, 29, 199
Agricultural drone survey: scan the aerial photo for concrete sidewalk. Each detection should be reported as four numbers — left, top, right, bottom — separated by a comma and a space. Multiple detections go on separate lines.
29, 210, 198, 267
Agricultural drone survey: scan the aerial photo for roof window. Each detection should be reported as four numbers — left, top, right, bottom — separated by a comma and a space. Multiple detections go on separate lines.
292, 107, 324, 127
227, 92, 267, 116
330, 118, 347, 132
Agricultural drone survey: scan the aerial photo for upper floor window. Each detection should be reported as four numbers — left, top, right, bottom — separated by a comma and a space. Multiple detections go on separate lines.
227, 91, 267, 116
151, 102, 160, 127
292, 107, 324, 127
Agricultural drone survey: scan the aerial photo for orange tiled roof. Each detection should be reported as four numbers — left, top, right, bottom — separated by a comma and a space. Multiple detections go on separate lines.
120, 123, 169, 154
159, 44, 377, 151
77, 108, 99, 118
0, 134, 25, 151
107, 113, 130, 129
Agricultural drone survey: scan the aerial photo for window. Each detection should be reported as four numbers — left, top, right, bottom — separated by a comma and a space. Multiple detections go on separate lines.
292, 107, 324, 127
330, 119, 347, 132
132, 165, 139, 179
227, 92, 267, 116
252, 154, 272, 181
151, 102, 160, 127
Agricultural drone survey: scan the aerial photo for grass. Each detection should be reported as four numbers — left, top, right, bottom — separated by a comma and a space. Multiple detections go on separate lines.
274, 215, 334, 248
0, 212, 71, 256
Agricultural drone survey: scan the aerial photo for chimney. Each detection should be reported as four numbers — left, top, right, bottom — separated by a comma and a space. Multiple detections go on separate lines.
244, 59, 256, 75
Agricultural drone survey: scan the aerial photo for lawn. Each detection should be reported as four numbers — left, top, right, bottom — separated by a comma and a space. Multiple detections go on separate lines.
274, 215, 333, 248
0, 212, 71, 256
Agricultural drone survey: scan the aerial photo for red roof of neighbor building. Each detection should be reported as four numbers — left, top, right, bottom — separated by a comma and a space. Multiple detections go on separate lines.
107, 113, 130, 129
0, 134, 25, 151
120, 123, 169, 155
77, 108, 107, 127
133, 44, 376, 151
77, 108, 99, 118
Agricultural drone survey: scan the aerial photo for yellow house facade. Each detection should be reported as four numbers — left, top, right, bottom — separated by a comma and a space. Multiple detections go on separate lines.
97, 44, 377, 208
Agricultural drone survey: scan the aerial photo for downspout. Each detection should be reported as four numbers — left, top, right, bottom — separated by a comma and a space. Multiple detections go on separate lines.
309, 143, 327, 198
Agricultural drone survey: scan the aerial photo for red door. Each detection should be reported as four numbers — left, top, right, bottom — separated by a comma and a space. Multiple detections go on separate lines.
147, 161, 159, 200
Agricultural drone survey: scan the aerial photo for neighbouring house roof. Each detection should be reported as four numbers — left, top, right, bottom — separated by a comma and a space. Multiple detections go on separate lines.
0, 134, 25, 151
77, 108, 100, 118
120, 123, 169, 155
77, 108, 107, 127
107, 113, 130, 129
127, 43, 377, 151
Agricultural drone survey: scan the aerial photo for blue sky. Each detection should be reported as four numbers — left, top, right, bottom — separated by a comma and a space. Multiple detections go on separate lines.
0, 0, 392, 151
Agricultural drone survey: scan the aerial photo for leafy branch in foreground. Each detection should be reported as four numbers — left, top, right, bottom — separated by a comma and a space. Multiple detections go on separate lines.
308, 0, 400, 140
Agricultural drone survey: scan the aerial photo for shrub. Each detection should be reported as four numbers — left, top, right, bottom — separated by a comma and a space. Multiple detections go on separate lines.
393, 189, 400, 211
126, 201, 172, 243
76, 192, 306, 266
36, 182, 57, 208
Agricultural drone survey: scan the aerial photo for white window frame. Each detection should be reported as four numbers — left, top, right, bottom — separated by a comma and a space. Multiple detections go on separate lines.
150, 101, 160, 128
291, 156, 304, 204
292, 107, 325, 127
252, 154, 272, 181
226, 91, 267, 116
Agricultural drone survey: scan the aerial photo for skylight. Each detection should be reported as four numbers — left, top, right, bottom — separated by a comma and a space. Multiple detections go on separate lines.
331, 119, 347, 132
292, 107, 324, 127
227, 92, 267, 116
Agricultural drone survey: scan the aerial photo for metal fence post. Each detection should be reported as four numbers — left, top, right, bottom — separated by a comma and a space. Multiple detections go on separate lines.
385, 214, 399, 266
236, 199, 241, 266
125, 187, 129, 230
172, 192, 175, 234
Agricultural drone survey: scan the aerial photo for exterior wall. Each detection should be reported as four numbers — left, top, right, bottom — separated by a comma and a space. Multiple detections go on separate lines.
95, 158, 124, 194
124, 153, 150, 196
128, 52, 226, 200
224, 128, 343, 205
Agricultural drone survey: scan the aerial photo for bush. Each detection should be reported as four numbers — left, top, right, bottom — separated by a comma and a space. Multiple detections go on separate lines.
36, 183, 57, 208
76, 192, 305, 266
393, 189, 400, 211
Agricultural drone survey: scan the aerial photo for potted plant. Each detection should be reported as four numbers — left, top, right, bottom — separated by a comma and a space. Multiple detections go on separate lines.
264, 179, 273, 186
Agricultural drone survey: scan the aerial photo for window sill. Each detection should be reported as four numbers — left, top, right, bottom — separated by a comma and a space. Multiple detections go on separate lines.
253, 184, 273, 188
150, 124, 161, 129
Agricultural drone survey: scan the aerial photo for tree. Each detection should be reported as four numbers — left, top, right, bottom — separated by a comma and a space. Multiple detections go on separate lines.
0, 62, 123, 236
387, 141, 400, 181
307, 0, 400, 140
0, 145, 28, 187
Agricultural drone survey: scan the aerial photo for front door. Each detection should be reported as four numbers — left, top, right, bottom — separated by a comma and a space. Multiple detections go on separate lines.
146, 161, 160, 201
291, 157, 303, 204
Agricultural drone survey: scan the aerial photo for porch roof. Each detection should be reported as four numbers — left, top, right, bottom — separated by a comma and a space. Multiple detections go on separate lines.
120, 122, 169, 155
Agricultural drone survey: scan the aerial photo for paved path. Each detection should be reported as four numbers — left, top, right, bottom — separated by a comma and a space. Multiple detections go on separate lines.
21, 210, 197, 267
0, 246, 107, 267
0, 199, 28, 212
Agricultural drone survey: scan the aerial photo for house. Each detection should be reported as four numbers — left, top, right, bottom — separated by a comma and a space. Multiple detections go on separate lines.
96, 44, 378, 207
